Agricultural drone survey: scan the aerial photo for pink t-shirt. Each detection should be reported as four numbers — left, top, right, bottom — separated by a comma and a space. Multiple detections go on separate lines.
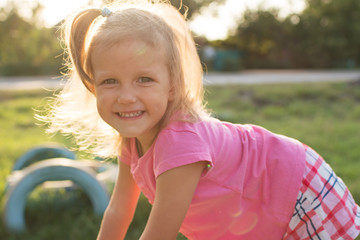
120, 117, 305, 239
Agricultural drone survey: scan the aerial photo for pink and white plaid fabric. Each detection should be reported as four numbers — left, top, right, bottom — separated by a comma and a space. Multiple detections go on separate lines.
283, 145, 360, 240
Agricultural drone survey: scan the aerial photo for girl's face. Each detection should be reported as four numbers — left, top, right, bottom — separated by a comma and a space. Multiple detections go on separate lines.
91, 39, 173, 152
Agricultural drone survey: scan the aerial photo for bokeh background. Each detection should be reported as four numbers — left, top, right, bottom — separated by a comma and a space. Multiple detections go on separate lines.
0, 0, 359, 239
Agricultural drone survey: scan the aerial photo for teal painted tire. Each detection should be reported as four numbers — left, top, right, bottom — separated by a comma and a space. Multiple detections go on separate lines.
12, 143, 76, 172
4, 158, 110, 232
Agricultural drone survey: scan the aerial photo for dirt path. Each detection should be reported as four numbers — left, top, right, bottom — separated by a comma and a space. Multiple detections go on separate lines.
1, 70, 359, 90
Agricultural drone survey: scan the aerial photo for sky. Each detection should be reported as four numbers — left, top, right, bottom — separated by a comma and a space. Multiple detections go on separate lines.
2, 0, 306, 40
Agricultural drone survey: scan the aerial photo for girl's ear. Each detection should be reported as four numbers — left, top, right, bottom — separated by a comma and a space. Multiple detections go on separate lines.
88, 83, 96, 96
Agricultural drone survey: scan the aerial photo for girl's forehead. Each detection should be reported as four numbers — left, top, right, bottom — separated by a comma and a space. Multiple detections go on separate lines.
91, 38, 167, 71
128, 40, 149, 57
93, 38, 160, 57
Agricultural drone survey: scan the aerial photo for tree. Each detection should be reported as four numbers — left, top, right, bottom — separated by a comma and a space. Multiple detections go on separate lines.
297, 0, 360, 68
0, 5, 63, 76
229, 9, 289, 69
220, 0, 360, 69
168, 0, 225, 19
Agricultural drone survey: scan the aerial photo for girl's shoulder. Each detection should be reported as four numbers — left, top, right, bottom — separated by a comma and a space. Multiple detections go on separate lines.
152, 118, 216, 178
154, 117, 221, 150
160, 116, 221, 135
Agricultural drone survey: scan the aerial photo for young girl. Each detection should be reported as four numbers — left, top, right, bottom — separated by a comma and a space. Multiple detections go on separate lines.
45, 0, 360, 239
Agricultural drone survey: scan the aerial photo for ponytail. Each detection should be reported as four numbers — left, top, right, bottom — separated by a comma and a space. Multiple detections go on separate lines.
65, 8, 101, 92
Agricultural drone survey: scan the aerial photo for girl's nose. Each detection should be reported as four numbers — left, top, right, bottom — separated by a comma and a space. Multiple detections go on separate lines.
117, 88, 137, 104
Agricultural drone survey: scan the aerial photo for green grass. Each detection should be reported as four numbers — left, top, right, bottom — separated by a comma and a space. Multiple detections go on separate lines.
0, 81, 360, 239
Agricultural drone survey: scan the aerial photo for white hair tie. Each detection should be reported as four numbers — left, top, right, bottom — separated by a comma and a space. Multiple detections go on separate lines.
101, 7, 112, 17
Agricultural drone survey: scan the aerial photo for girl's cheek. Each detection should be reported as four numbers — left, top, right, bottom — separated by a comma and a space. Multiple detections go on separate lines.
95, 95, 107, 112
95, 91, 108, 103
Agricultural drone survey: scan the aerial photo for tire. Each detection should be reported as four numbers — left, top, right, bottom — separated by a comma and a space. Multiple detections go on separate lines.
3, 158, 110, 232
12, 143, 76, 172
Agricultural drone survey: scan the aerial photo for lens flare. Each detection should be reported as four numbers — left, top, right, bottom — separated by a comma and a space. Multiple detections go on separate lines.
229, 211, 258, 235
134, 44, 147, 56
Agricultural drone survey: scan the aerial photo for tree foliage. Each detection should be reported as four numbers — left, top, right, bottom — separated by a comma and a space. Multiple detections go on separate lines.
298, 0, 360, 68
1, 0, 360, 76
168, 0, 226, 19
228, 9, 289, 69
0, 0, 226, 76
220, 0, 360, 69
0, 7, 62, 76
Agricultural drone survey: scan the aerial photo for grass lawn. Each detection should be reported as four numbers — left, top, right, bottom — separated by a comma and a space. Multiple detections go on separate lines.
0, 81, 359, 239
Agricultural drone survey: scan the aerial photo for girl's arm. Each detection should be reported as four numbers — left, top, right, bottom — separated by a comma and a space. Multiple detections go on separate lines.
97, 161, 141, 240
140, 161, 207, 240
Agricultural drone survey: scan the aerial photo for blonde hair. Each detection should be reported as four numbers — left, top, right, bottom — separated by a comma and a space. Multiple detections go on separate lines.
44, 0, 208, 157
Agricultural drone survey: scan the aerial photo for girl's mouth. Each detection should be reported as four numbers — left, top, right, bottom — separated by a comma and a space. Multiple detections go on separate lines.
117, 111, 144, 118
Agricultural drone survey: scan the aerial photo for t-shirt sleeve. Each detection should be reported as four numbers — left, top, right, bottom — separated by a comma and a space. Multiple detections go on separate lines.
153, 129, 213, 179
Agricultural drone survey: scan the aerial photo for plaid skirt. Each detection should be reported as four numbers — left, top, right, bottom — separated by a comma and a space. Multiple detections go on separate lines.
283, 146, 360, 240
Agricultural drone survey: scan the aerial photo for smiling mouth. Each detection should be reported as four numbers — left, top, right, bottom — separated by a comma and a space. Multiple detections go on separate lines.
117, 111, 144, 118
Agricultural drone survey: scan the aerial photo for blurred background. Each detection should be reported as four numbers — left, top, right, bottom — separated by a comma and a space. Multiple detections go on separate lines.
1, 0, 360, 239
0, 0, 359, 75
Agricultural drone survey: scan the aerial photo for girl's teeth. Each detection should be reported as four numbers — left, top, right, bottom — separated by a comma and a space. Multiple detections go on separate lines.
118, 111, 143, 118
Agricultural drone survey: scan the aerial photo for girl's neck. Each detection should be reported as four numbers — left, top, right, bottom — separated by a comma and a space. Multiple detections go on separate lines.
135, 122, 163, 156
135, 138, 144, 157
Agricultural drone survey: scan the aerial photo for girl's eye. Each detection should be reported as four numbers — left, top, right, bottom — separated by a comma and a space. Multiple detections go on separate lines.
137, 77, 153, 83
102, 79, 117, 85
